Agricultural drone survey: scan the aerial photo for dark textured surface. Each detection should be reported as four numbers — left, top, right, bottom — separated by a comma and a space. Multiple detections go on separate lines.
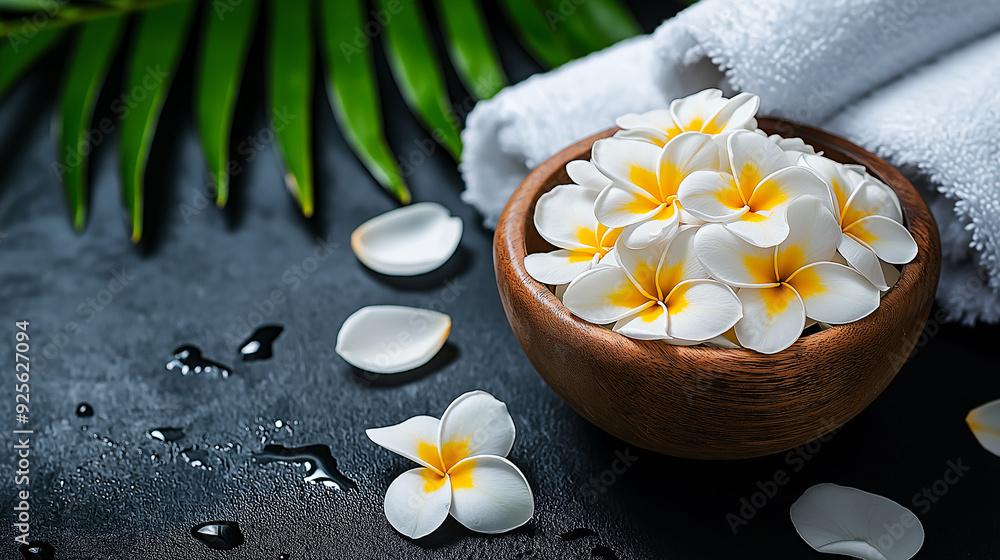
2, 2, 1000, 559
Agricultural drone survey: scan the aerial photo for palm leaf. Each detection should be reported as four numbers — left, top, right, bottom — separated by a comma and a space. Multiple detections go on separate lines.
267, 0, 314, 217
319, 0, 410, 204
119, 0, 194, 242
0, 27, 64, 98
195, 0, 259, 208
375, 0, 461, 160
58, 15, 125, 230
577, 0, 643, 43
540, 0, 615, 54
433, 0, 507, 100
498, 0, 579, 68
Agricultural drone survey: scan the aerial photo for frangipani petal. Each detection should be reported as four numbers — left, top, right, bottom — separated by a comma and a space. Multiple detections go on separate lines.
677, 170, 747, 222
592, 137, 663, 197
659, 132, 720, 196
838, 234, 889, 290
563, 267, 653, 324
702, 92, 759, 135
798, 153, 856, 216
524, 249, 597, 285
705, 327, 741, 348
747, 165, 828, 214
670, 88, 726, 131
842, 180, 903, 226
619, 215, 679, 250
656, 226, 709, 295
352, 202, 463, 276
695, 224, 778, 287
448, 455, 534, 534
790, 483, 924, 560
734, 285, 805, 354
594, 183, 663, 228
665, 280, 742, 341
724, 206, 791, 248
966, 399, 1000, 457
616, 109, 678, 136
533, 184, 601, 250
613, 301, 669, 340
565, 159, 610, 192
728, 130, 790, 202
613, 127, 669, 147
438, 391, 516, 470
367, 415, 444, 473
769, 133, 818, 165
336, 306, 451, 373
775, 196, 841, 279
845, 216, 918, 265
615, 235, 669, 298
787, 262, 880, 324
383, 467, 453, 539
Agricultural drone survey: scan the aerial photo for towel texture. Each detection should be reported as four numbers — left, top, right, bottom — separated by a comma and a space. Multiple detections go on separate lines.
459, 0, 1000, 322
652, 0, 1000, 122
824, 31, 1000, 324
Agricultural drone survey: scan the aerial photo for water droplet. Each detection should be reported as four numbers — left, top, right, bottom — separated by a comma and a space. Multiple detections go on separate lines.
19, 541, 55, 560
148, 427, 185, 443
275, 420, 284, 429
591, 545, 619, 560
561, 528, 597, 541
239, 325, 283, 361
166, 345, 232, 378
191, 521, 245, 550
75, 403, 94, 417
279, 555, 290, 560
181, 448, 213, 470
253, 444, 356, 490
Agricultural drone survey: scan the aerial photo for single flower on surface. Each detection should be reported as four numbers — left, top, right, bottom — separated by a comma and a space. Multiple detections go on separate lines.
366, 391, 533, 539
677, 129, 829, 248
614, 89, 759, 147
694, 197, 880, 354
562, 226, 742, 342
799, 154, 917, 290
592, 132, 720, 248
524, 184, 621, 285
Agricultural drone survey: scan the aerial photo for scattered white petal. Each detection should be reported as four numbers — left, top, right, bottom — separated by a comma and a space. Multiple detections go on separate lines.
790, 483, 924, 560
351, 202, 462, 275
967, 399, 1000, 457
336, 306, 451, 373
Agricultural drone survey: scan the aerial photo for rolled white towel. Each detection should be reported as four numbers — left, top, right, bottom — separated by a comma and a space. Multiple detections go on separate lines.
653, 0, 1000, 123
824, 31, 1000, 324
460, 35, 665, 227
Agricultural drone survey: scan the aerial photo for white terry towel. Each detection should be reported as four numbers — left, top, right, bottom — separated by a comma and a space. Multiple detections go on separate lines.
460, 0, 1000, 323
824, 31, 1000, 324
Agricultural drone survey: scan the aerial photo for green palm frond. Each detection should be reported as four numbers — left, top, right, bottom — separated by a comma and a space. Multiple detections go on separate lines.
0, 0, 651, 242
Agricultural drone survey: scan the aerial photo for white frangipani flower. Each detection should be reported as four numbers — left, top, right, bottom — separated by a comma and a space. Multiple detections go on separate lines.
695, 197, 879, 354
967, 398, 1000, 457
614, 89, 759, 147
677, 129, 829, 248
592, 132, 720, 248
562, 226, 742, 342
524, 184, 621, 285
367, 391, 533, 539
799, 154, 917, 290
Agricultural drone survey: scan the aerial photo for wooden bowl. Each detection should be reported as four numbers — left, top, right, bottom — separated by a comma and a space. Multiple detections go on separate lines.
494, 118, 941, 460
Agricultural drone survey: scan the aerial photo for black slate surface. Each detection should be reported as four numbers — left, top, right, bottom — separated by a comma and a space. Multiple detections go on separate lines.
2, 2, 1000, 559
